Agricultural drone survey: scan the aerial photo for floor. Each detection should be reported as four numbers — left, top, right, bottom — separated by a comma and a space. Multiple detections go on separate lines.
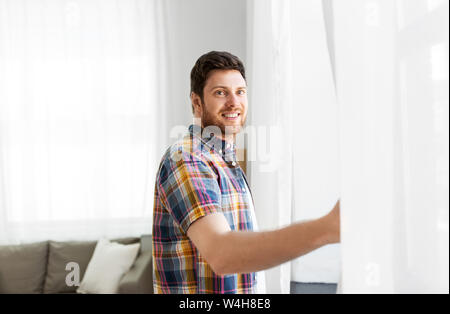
290, 282, 337, 294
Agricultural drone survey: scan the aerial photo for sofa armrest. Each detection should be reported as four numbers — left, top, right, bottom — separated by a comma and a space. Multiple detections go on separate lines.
118, 250, 153, 294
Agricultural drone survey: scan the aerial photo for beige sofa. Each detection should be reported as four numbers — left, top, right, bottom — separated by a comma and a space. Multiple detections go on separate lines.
0, 235, 153, 294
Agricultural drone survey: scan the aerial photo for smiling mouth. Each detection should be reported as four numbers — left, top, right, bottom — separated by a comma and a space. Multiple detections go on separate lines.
221, 112, 240, 120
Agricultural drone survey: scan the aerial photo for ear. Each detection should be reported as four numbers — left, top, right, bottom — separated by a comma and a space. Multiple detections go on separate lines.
190, 92, 202, 117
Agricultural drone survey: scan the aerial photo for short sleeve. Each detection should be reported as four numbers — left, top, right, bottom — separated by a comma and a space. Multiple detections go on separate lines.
157, 152, 222, 234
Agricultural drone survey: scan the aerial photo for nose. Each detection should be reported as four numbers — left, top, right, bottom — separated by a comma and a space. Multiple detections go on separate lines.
226, 93, 240, 108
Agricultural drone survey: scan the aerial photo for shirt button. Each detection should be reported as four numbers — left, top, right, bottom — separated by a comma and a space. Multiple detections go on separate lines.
232, 161, 236, 166
219, 149, 222, 154
242, 188, 246, 192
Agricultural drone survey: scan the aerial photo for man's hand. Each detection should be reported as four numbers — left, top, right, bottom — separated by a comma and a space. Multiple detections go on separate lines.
323, 200, 341, 244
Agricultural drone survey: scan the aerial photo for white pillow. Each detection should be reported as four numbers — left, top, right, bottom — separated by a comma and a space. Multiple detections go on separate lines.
77, 238, 140, 294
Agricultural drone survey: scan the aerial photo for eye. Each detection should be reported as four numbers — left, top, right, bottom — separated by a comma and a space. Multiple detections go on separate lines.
237, 89, 246, 95
215, 90, 226, 96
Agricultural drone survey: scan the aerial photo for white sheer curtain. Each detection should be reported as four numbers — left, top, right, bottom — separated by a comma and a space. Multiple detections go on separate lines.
246, 0, 293, 294
333, 0, 449, 293
246, 0, 340, 293
0, 0, 169, 244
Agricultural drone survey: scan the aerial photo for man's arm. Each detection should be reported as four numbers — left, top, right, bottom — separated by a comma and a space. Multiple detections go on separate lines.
187, 201, 340, 275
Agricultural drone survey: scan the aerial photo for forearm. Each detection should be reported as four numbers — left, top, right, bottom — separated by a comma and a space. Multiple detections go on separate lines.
214, 216, 334, 275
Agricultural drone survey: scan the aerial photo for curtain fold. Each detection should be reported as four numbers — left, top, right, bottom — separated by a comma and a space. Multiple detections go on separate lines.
0, 0, 169, 244
247, 0, 340, 292
247, 0, 293, 294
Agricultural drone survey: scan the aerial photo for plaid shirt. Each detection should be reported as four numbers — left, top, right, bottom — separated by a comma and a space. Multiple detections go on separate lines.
152, 124, 257, 294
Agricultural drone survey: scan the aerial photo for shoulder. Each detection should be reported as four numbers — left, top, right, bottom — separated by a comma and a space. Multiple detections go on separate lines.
158, 134, 215, 174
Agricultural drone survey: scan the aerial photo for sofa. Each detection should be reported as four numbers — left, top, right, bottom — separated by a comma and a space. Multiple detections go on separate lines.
0, 234, 153, 294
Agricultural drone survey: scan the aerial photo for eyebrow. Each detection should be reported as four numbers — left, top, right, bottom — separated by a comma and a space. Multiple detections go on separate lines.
209, 85, 247, 91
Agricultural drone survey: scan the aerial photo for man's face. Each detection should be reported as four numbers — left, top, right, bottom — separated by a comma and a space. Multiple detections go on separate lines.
192, 69, 248, 139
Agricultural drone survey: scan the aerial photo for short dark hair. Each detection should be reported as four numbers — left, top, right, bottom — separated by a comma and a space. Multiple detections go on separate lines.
190, 51, 246, 111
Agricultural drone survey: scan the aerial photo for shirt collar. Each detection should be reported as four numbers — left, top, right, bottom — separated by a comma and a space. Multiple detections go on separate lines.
188, 124, 236, 161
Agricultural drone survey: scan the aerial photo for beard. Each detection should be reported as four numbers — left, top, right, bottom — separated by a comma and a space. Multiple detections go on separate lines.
199, 103, 246, 139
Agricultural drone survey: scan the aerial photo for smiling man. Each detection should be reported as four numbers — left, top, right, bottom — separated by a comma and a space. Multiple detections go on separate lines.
152, 51, 340, 294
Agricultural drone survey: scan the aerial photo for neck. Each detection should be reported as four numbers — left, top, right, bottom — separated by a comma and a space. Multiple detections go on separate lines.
221, 133, 236, 144
193, 118, 237, 144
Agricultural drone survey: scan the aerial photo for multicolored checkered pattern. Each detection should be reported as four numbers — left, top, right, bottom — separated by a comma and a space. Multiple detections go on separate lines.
152, 124, 257, 294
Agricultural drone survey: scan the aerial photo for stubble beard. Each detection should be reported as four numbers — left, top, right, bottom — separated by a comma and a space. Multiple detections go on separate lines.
200, 105, 245, 140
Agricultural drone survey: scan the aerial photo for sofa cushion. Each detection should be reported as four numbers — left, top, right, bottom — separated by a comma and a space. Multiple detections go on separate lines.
44, 240, 96, 293
76, 238, 140, 294
44, 237, 139, 294
0, 241, 49, 294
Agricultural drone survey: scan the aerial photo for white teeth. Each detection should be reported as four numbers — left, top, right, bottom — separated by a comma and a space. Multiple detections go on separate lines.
223, 113, 239, 118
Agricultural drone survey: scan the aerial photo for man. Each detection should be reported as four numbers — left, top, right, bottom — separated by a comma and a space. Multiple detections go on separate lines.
152, 51, 340, 294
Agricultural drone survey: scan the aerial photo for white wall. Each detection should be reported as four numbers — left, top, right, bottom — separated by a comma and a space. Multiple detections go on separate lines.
164, 0, 247, 130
